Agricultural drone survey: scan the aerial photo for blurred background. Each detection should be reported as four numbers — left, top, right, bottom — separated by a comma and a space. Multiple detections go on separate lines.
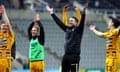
0, 0, 120, 72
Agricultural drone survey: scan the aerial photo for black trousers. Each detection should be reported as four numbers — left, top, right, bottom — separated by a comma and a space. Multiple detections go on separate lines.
61, 54, 80, 72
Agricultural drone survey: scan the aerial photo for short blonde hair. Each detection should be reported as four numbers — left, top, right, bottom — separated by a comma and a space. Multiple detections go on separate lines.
32, 22, 40, 35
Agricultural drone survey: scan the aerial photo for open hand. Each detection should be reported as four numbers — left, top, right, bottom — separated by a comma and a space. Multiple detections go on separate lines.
83, 2, 88, 11
63, 4, 69, 11
0, 5, 5, 14
33, 13, 40, 22
46, 5, 53, 14
89, 24, 96, 31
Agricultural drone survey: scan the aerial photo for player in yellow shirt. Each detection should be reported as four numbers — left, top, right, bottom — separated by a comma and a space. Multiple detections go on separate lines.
0, 5, 15, 72
89, 17, 120, 72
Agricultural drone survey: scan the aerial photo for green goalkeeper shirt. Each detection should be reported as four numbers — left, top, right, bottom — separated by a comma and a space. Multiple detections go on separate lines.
29, 38, 44, 61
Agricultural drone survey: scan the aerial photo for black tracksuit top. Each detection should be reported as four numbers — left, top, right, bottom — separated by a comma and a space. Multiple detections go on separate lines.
51, 11, 85, 55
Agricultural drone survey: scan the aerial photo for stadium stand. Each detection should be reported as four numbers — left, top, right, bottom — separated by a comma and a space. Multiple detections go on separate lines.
78, 0, 116, 9
0, 0, 13, 8
106, 0, 120, 9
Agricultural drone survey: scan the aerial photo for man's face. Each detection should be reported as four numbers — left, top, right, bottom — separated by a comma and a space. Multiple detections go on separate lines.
1, 23, 9, 32
31, 27, 38, 37
68, 17, 77, 27
107, 19, 114, 29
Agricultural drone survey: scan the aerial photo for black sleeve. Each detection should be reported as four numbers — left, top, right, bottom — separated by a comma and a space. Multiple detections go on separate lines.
37, 21, 45, 45
0, 14, 2, 20
28, 22, 34, 40
51, 13, 67, 32
11, 41, 16, 59
76, 11, 86, 35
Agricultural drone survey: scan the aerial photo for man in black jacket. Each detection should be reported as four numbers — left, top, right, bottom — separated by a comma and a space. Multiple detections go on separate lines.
46, 3, 88, 72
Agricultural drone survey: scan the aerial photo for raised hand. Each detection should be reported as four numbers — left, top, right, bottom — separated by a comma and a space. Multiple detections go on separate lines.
63, 4, 69, 11
0, 5, 5, 14
33, 13, 40, 22
73, 2, 79, 9
89, 24, 96, 31
46, 5, 53, 14
83, 2, 88, 11
0, 6, 2, 14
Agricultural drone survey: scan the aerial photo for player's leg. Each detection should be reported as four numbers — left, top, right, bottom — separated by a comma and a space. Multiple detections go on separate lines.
106, 57, 113, 72
36, 61, 45, 72
71, 63, 79, 72
7, 59, 12, 72
112, 59, 117, 72
30, 61, 35, 72
70, 55, 80, 72
61, 55, 70, 72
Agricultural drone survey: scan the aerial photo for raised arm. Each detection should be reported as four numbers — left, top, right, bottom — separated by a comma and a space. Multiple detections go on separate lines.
34, 14, 45, 45
62, 5, 69, 26
74, 4, 81, 24
89, 24, 104, 37
46, 5, 67, 32
76, 3, 88, 34
1, 5, 13, 32
37, 20, 45, 45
